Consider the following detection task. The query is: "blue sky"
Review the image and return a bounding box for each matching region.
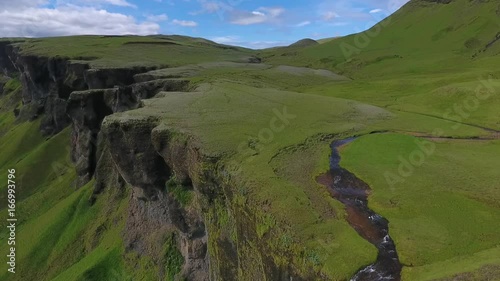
[0,0,410,48]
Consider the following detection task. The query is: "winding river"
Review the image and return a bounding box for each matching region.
[317,138,402,281]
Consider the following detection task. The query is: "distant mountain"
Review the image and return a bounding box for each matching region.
[289,38,319,47]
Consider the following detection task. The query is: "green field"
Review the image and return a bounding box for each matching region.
[0,0,499,280]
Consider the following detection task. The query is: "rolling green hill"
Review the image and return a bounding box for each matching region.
[0,0,499,280]
[6,35,253,69]
[261,0,500,77]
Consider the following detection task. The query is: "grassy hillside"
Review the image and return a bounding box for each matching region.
[9,35,253,68]
[260,0,500,77]
[340,134,500,280]
[0,80,137,281]
[111,60,497,280]
[260,0,500,132]
[0,0,499,280]
[251,0,500,279]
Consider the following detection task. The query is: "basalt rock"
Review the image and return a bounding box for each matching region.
[152,124,195,186]
[131,79,190,99]
[0,42,198,188]
[85,67,155,89]
[98,114,210,280]
[67,89,114,187]
[0,42,161,136]
[95,104,313,280]
[101,115,170,199]
[41,97,71,135]
[66,81,193,187]
[2,49,86,134]
[0,41,17,75]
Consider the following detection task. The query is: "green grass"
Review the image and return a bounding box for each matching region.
[340,134,500,279]
[261,0,500,79]
[11,35,252,68]
[166,177,193,207]
[109,80,392,278]
[162,233,184,281]
[0,89,134,281]
[0,0,499,279]
[3,79,21,93]
[107,46,499,278]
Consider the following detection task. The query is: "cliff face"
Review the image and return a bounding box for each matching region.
[0,41,308,280]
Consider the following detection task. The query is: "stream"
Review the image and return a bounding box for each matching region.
[317,138,402,281]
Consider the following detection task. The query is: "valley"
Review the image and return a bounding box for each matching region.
[0,0,499,280]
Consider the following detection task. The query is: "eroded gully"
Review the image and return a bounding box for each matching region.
[317,138,402,281]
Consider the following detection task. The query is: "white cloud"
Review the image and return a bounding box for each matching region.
[0,0,47,8]
[210,36,240,45]
[100,0,136,7]
[329,22,350,27]
[229,7,285,25]
[62,0,137,8]
[369,8,383,14]
[295,21,311,27]
[322,11,339,21]
[252,11,265,16]
[317,0,410,23]
[146,13,168,22]
[0,5,160,37]
[189,0,232,16]
[172,19,198,27]
[201,1,223,13]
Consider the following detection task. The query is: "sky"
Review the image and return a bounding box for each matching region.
[0,0,410,49]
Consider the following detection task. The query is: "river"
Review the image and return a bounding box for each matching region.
[317,138,402,281]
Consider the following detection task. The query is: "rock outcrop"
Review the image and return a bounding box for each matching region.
[67,79,190,187]
[0,42,165,136]
[98,115,210,280]
[0,42,16,75]
[0,40,311,281]
[0,42,194,186]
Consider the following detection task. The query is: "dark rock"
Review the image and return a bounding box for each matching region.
[101,115,170,199]
[84,67,154,89]
[67,89,114,187]
[247,56,262,63]
[151,124,194,186]
[40,97,71,135]
[180,234,209,281]
[92,141,126,202]
[67,87,145,187]
[131,79,190,99]
[0,41,17,75]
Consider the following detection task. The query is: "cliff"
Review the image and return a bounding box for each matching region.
[0,40,313,281]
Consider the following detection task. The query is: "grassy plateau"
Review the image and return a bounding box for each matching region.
[0,0,499,280]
